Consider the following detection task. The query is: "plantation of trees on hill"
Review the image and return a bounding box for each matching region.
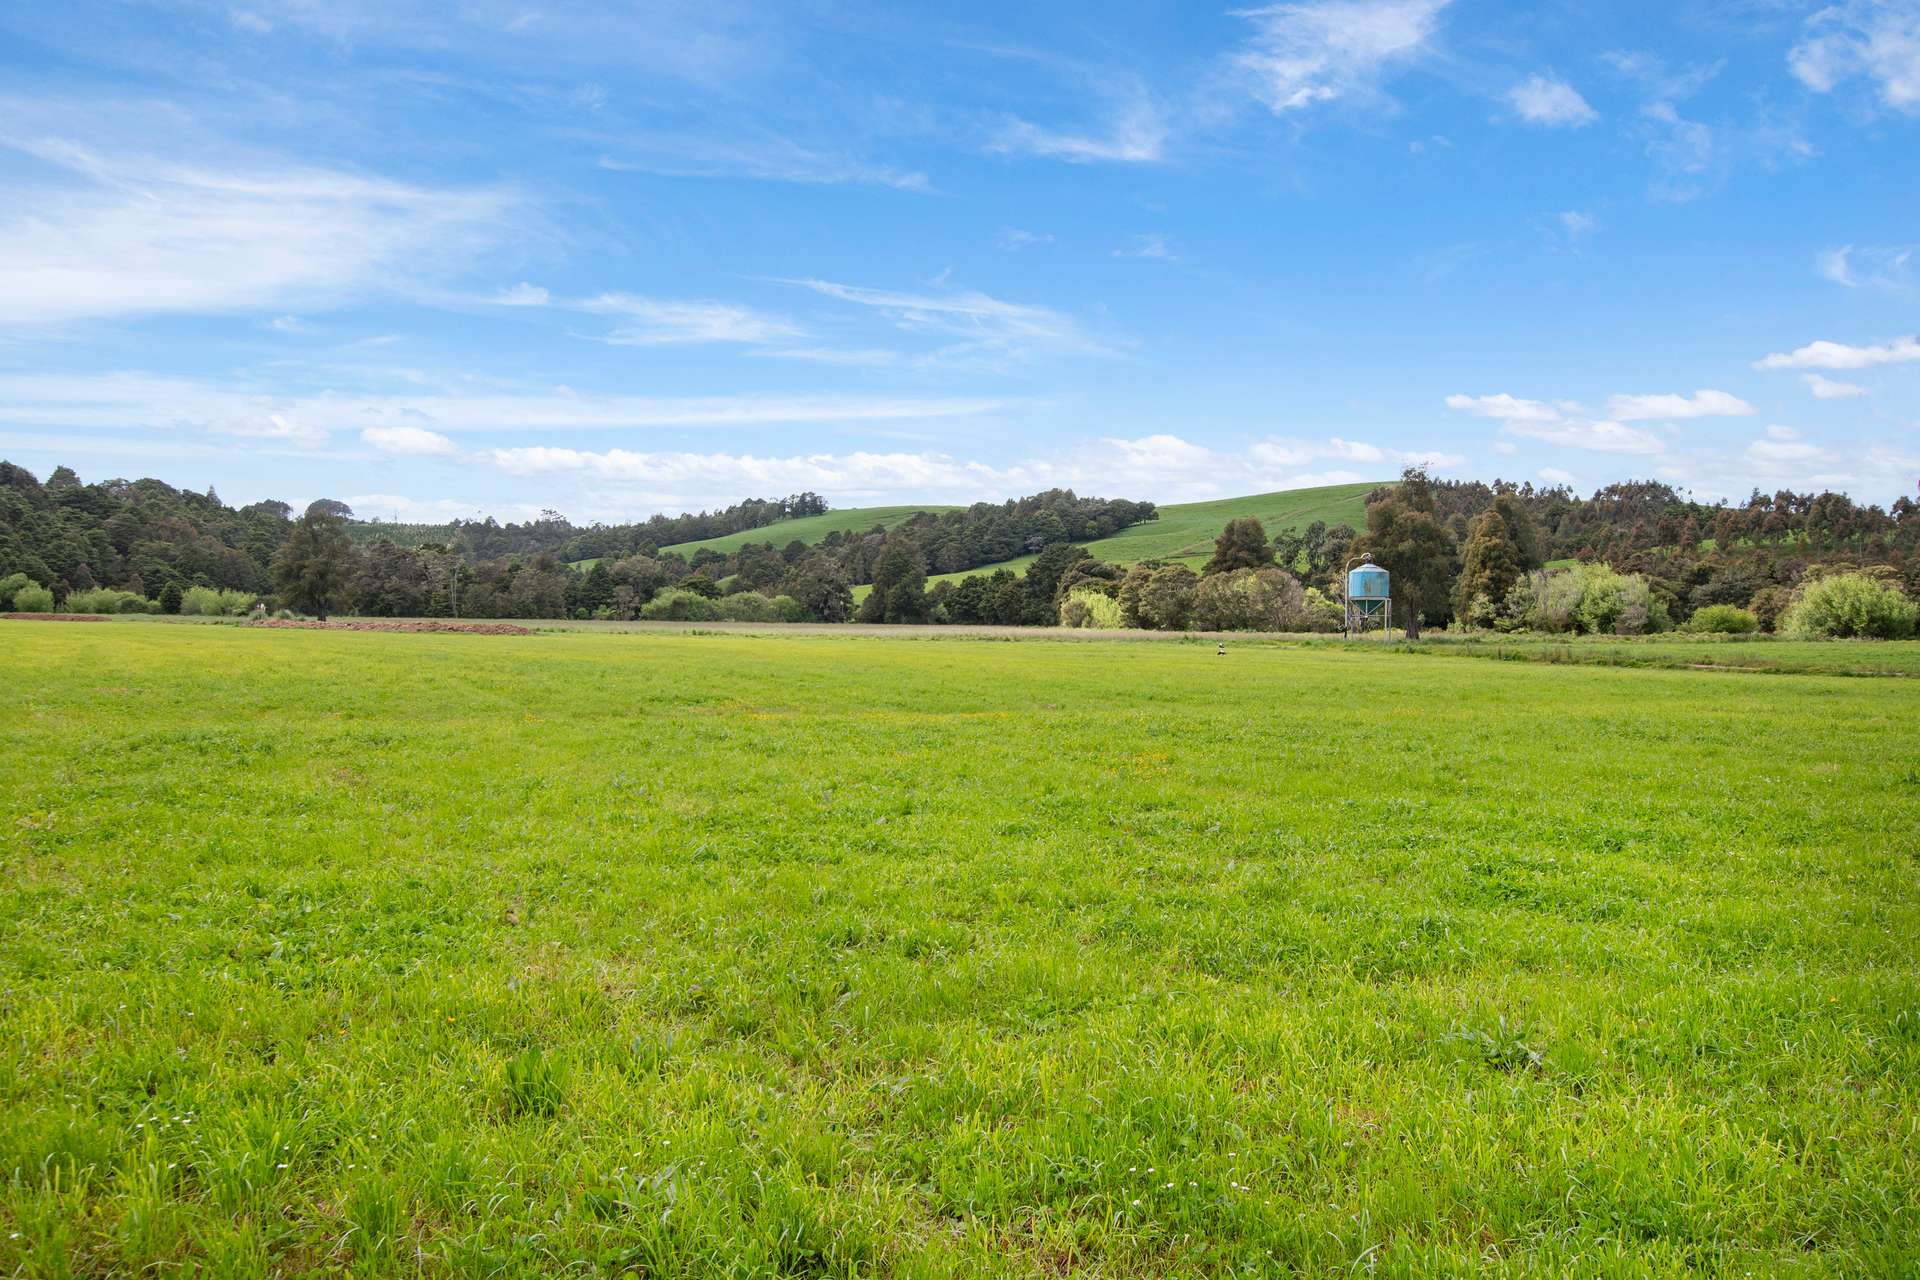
[2,457,1916,637]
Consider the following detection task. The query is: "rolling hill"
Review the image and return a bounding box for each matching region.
[847,480,1382,600]
[656,504,958,558]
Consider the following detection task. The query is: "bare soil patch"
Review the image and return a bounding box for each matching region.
[3,613,109,622]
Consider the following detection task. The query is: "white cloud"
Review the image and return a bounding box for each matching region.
[1606,389,1755,420]
[225,412,330,449]
[1445,392,1664,454]
[1509,74,1599,127]
[471,432,1445,510]
[1802,372,1868,399]
[1507,420,1665,454]
[1442,393,1560,422]
[265,315,310,333]
[992,94,1167,164]
[1754,335,1920,370]
[1819,244,1913,290]
[0,135,514,327]
[1790,0,1920,114]
[1538,466,1575,485]
[1250,436,1461,470]
[361,425,459,457]
[1229,0,1451,114]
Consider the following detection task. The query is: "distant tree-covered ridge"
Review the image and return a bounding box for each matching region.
[4,459,1913,631]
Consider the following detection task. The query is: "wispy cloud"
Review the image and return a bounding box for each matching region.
[1790,0,1920,114]
[0,133,515,328]
[996,228,1055,251]
[0,370,1011,437]
[1754,335,1920,370]
[991,92,1167,163]
[490,285,804,347]
[1508,74,1598,127]
[1228,0,1451,115]
[1640,101,1718,202]
[597,138,930,192]
[782,277,1114,359]
[1819,244,1913,291]
[1114,233,1177,261]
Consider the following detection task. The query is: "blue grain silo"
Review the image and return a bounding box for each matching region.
[1344,561,1391,637]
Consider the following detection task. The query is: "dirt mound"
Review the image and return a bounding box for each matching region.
[247,619,535,635]
[3,612,109,622]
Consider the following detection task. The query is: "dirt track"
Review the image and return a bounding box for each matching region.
[246,619,535,635]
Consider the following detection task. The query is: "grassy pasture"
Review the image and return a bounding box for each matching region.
[657,506,958,560]
[2,622,1918,1276]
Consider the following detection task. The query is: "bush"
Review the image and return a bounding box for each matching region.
[715,592,783,622]
[1781,572,1918,640]
[66,588,153,615]
[1190,568,1306,632]
[1507,564,1669,635]
[1685,604,1759,634]
[11,584,54,613]
[0,572,33,610]
[180,586,257,616]
[639,588,721,622]
[1748,585,1794,634]
[1059,586,1124,629]
[770,595,809,623]
[1300,587,1344,633]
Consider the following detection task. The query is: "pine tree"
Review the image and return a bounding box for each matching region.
[1455,507,1526,625]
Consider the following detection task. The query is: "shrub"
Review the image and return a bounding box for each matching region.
[1685,604,1759,634]
[715,592,782,622]
[1508,564,1669,635]
[65,588,151,614]
[1781,572,1918,640]
[770,595,809,623]
[1190,567,1306,632]
[11,584,55,613]
[1059,586,1124,629]
[180,586,257,616]
[1300,587,1344,633]
[639,588,721,622]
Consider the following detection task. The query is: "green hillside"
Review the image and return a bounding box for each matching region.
[658,504,958,557]
[856,480,1383,601]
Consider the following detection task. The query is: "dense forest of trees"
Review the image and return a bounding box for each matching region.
[3,458,1914,635]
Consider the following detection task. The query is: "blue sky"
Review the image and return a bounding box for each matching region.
[1,0,1916,522]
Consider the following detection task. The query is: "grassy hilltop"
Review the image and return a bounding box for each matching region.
[3,621,1917,1275]
[667,481,1376,582]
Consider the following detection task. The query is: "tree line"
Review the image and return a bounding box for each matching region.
[4,458,1915,636]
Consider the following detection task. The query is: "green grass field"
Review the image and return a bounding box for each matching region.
[4,622,1917,1276]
